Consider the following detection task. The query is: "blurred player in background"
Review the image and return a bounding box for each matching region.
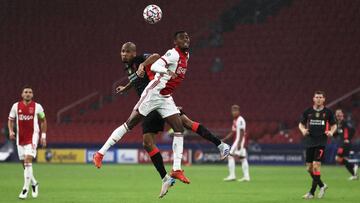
[116,41,229,197]
[222,105,250,182]
[93,31,192,188]
[334,109,358,180]
[8,86,47,199]
[299,91,336,199]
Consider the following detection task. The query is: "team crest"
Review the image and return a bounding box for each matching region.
[315,112,320,118]
[29,107,34,114]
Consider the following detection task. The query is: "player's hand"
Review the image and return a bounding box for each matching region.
[167,70,177,79]
[301,129,309,136]
[325,131,333,137]
[9,131,16,140]
[40,138,47,148]
[116,85,126,94]
[136,63,146,78]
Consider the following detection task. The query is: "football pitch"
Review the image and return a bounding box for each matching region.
[0,163,359,203]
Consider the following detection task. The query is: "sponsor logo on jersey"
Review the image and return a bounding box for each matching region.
[176,67,187,75]
[309,119,325,126]
[18,114,34,121]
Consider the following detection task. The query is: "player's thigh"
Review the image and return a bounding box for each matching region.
[164,114,184,132]
[23,144,37,162]
[305,147,315,164]
[126,110,144,129]
[313,146,325,163]
[135,90,161,117]
[17,145,25,161]
[180,113,194,130]
[142,110,165,135]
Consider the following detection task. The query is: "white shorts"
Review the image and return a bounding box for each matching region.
[134,88,180,118]
[17,144,37,160]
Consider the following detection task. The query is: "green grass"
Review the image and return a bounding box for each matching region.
[0,163,359,203]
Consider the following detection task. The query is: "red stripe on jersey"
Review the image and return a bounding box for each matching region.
[17,101,35,145]
[145,64,155,80]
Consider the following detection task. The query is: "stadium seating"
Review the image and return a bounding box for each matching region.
[1,0,359,145]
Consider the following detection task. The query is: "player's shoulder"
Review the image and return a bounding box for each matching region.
[35,102,44,109]
[303,107,313,114]
[165,48,180,58]
[236,116,246,124]
[11,102,19,108]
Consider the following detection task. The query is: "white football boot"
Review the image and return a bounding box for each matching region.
[218,142,230,160]
[159,175,175,198]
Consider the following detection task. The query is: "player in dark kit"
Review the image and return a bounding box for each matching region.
[334,109,358,180]
[113,40,229,197]
[298,91,337,199]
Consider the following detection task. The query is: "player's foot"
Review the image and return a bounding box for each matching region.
[170,170,190,184]
[348,175,359,181]
[218,142,230,160]
[317,184,328,199]
[302,192,314,199]
[223,176,236,181]
[159,175,176,198]
[237,177,250,182]
[93,152,104,168]
[31,183,39,198]
[18,189,28,199]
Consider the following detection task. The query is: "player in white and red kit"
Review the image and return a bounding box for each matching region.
[8,86,47,199]
[223,105,250,182]
[93,31,191,184]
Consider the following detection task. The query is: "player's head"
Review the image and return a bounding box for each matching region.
[174,31,190,52]
[21,85,34,102]
[313,90,326,107]
[231,104,240,118]
[335,109,344,122]
[120,42,137,63]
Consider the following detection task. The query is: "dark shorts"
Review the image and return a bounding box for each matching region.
[142,108,186,134]
[337,143,351,158]
[305,146,325,163]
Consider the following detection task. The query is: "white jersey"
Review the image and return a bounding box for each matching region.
[230,116,246,153]
[150,47,189,95]
[8,101,44,146]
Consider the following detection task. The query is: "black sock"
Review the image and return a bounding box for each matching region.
[313,174,324,188]
[344,160,355,176]
[149,149,167,179]
[194,123,221,146]
[310,179,317,195]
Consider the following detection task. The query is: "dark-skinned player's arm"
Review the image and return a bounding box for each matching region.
[117,53,160,94]
[137,53,161,78]
[39,113,47,148]
[116,81,132,94]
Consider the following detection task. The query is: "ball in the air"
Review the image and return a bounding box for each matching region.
[143,4,162,24]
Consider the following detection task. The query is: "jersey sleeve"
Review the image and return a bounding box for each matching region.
[8,103,17,120]
[299,109,308,125]
[36,103,46,119]
[160,49,179,65]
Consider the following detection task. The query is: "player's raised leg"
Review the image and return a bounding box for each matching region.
[93,110,143,168]
[180,113,230,159]
[165,113,190,184]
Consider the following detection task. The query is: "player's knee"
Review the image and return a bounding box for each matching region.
[24,156,33,164]
[306,165,312,173]
[336,157,343,164]
[142,139,154,151]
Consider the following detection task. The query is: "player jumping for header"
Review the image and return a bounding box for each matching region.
[93,31,192,186]
[116,41,230,197]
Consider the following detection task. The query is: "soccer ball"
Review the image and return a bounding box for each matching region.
[143,5,162,24]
